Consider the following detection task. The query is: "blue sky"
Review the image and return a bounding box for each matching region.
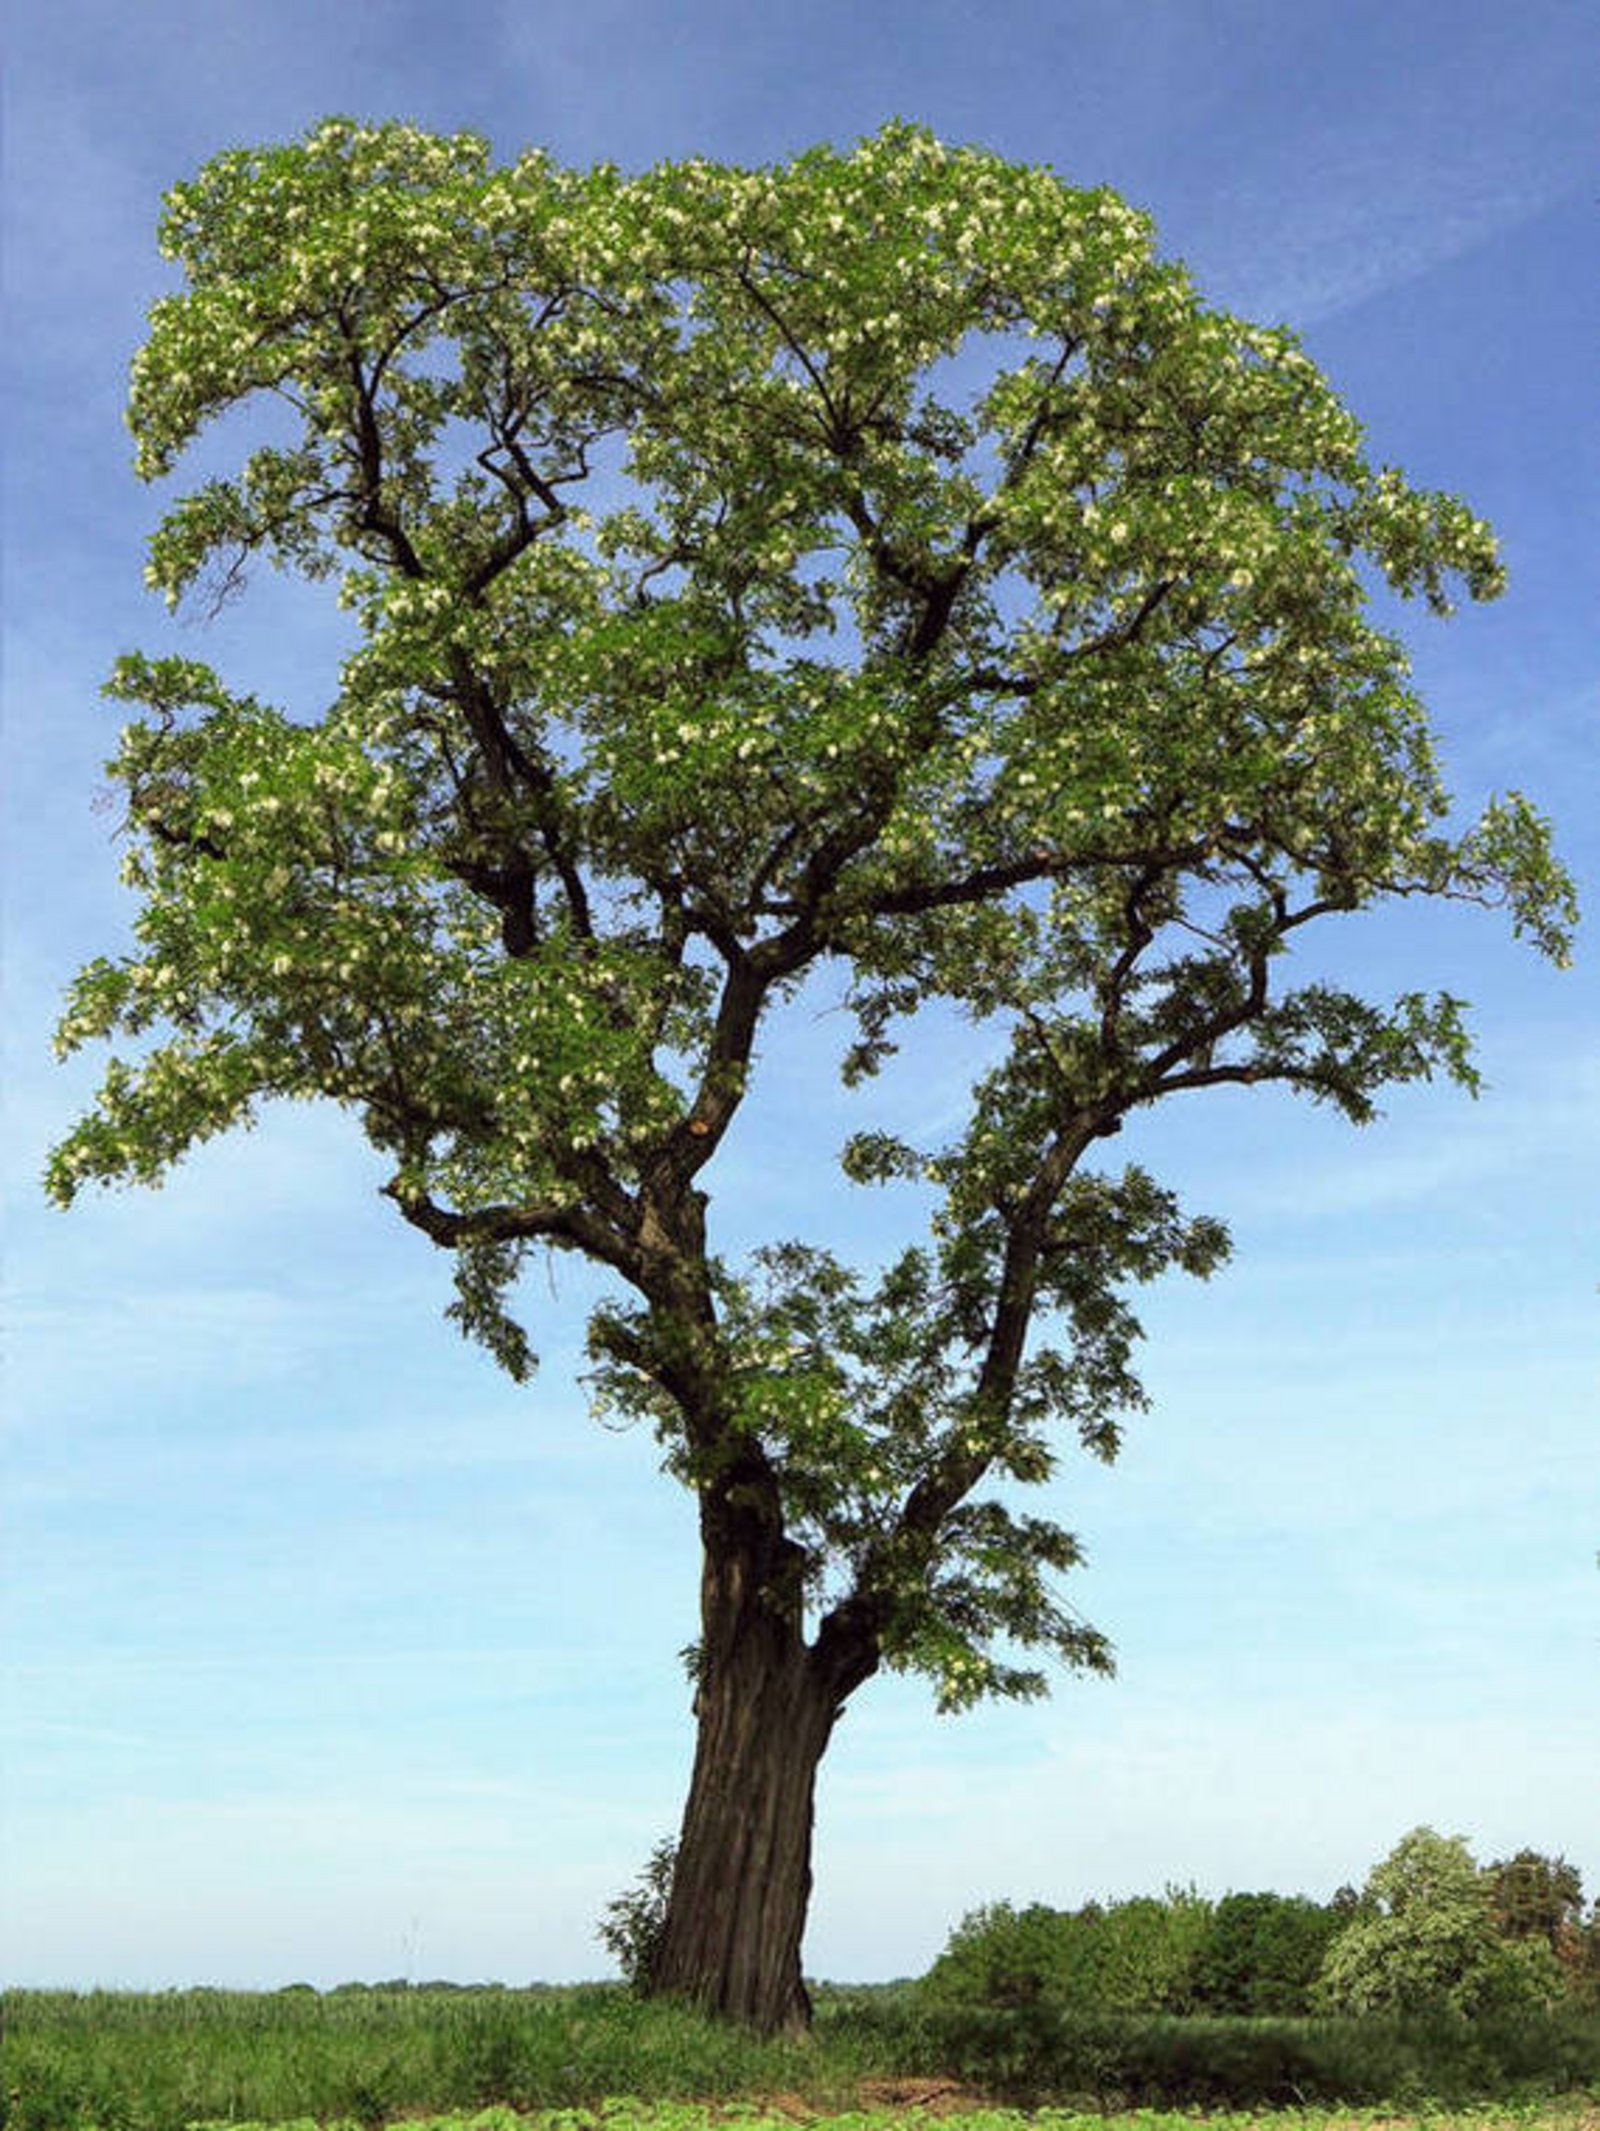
[3,0,1596,1990]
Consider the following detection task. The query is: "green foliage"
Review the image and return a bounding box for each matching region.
[51,119,1576,1732]
[1561,1904,1600,2011]
[1093,1890,1217,2015]
[924,1888,1219,2016]
[922,1846,1592,2037]
[852,1995,1600,2108]
[1192,1891,1344,2014]
[1314,1827,1566,2018]
[56,2103,1600,2131]
[8,1982,1599,2127]
[923,1901,1078,2008]
[598,1839,679,1992]
[1487,1848,1586,1947]
[1,1985,893,2130]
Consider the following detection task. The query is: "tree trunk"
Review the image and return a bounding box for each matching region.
[648,1518,863,2033]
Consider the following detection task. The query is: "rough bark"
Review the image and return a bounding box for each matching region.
[648,1484,877,2033]
[650,1640,836,2031]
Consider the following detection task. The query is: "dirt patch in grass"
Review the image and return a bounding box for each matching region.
[854,2078,990,2115]
[716,2083,989,2123]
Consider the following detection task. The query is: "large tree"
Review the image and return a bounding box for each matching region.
[51,120,1572,2032]
[1315,1828,1567,2017]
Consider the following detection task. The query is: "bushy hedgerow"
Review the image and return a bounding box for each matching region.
[923,1886,1343,2018]
[868,1997,1600,2106]
[922,1891,1221,2015]
[922,1830,1596,2027]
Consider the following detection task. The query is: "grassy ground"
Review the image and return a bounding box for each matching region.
[5,1985,1596,2131]
[166,2107,1600,2131]
[9,1987,873,2131]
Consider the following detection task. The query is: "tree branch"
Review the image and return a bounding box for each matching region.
[383,1175,645,1285]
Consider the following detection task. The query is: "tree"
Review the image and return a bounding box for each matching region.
[1567,1902,1600,2010]
[924,1888,1215,2014]
[1192,1890,1343,2015]
[1485,1849,1584,1950]
[1486,1849,1594,2005]
[923,1900,1078,2009]
[1091,1889,1215,2015]
[50,119,1574,2033]
[1315,1828,1565,2017]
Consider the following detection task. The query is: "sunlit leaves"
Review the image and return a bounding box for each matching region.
[1316,1828,1568,2018]
[54,118,1577,1716]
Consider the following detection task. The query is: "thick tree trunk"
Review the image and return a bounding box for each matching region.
[650,1624,839,2033]
[647,1488,873,2034]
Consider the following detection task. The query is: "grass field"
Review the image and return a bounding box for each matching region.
[156,2096,1600,2131]
[5,1985,1597,2131]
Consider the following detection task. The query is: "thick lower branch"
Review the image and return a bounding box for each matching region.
[382,1177,645,1285]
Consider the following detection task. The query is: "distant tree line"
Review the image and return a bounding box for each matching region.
[923,1829,1600,2018]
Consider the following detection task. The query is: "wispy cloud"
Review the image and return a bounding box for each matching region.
[1218,1045,1600,1223]
[1174,3,1595,325]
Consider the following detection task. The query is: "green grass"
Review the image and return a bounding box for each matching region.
[174,2109,1600,2131]
[0,1985,899,2131]
[4,1984,1596,2131]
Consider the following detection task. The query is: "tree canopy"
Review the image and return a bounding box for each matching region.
[49,118,1575,2024]
[922,1834,1592,2023]
[1316,1827,1566,2017]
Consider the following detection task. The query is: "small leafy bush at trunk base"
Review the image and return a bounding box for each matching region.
[598,1839,679,1993]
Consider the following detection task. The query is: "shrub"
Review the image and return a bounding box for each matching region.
[923,1888,1215,2016]
[922,1900,1076,2008]
[596,1837,677,1993]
